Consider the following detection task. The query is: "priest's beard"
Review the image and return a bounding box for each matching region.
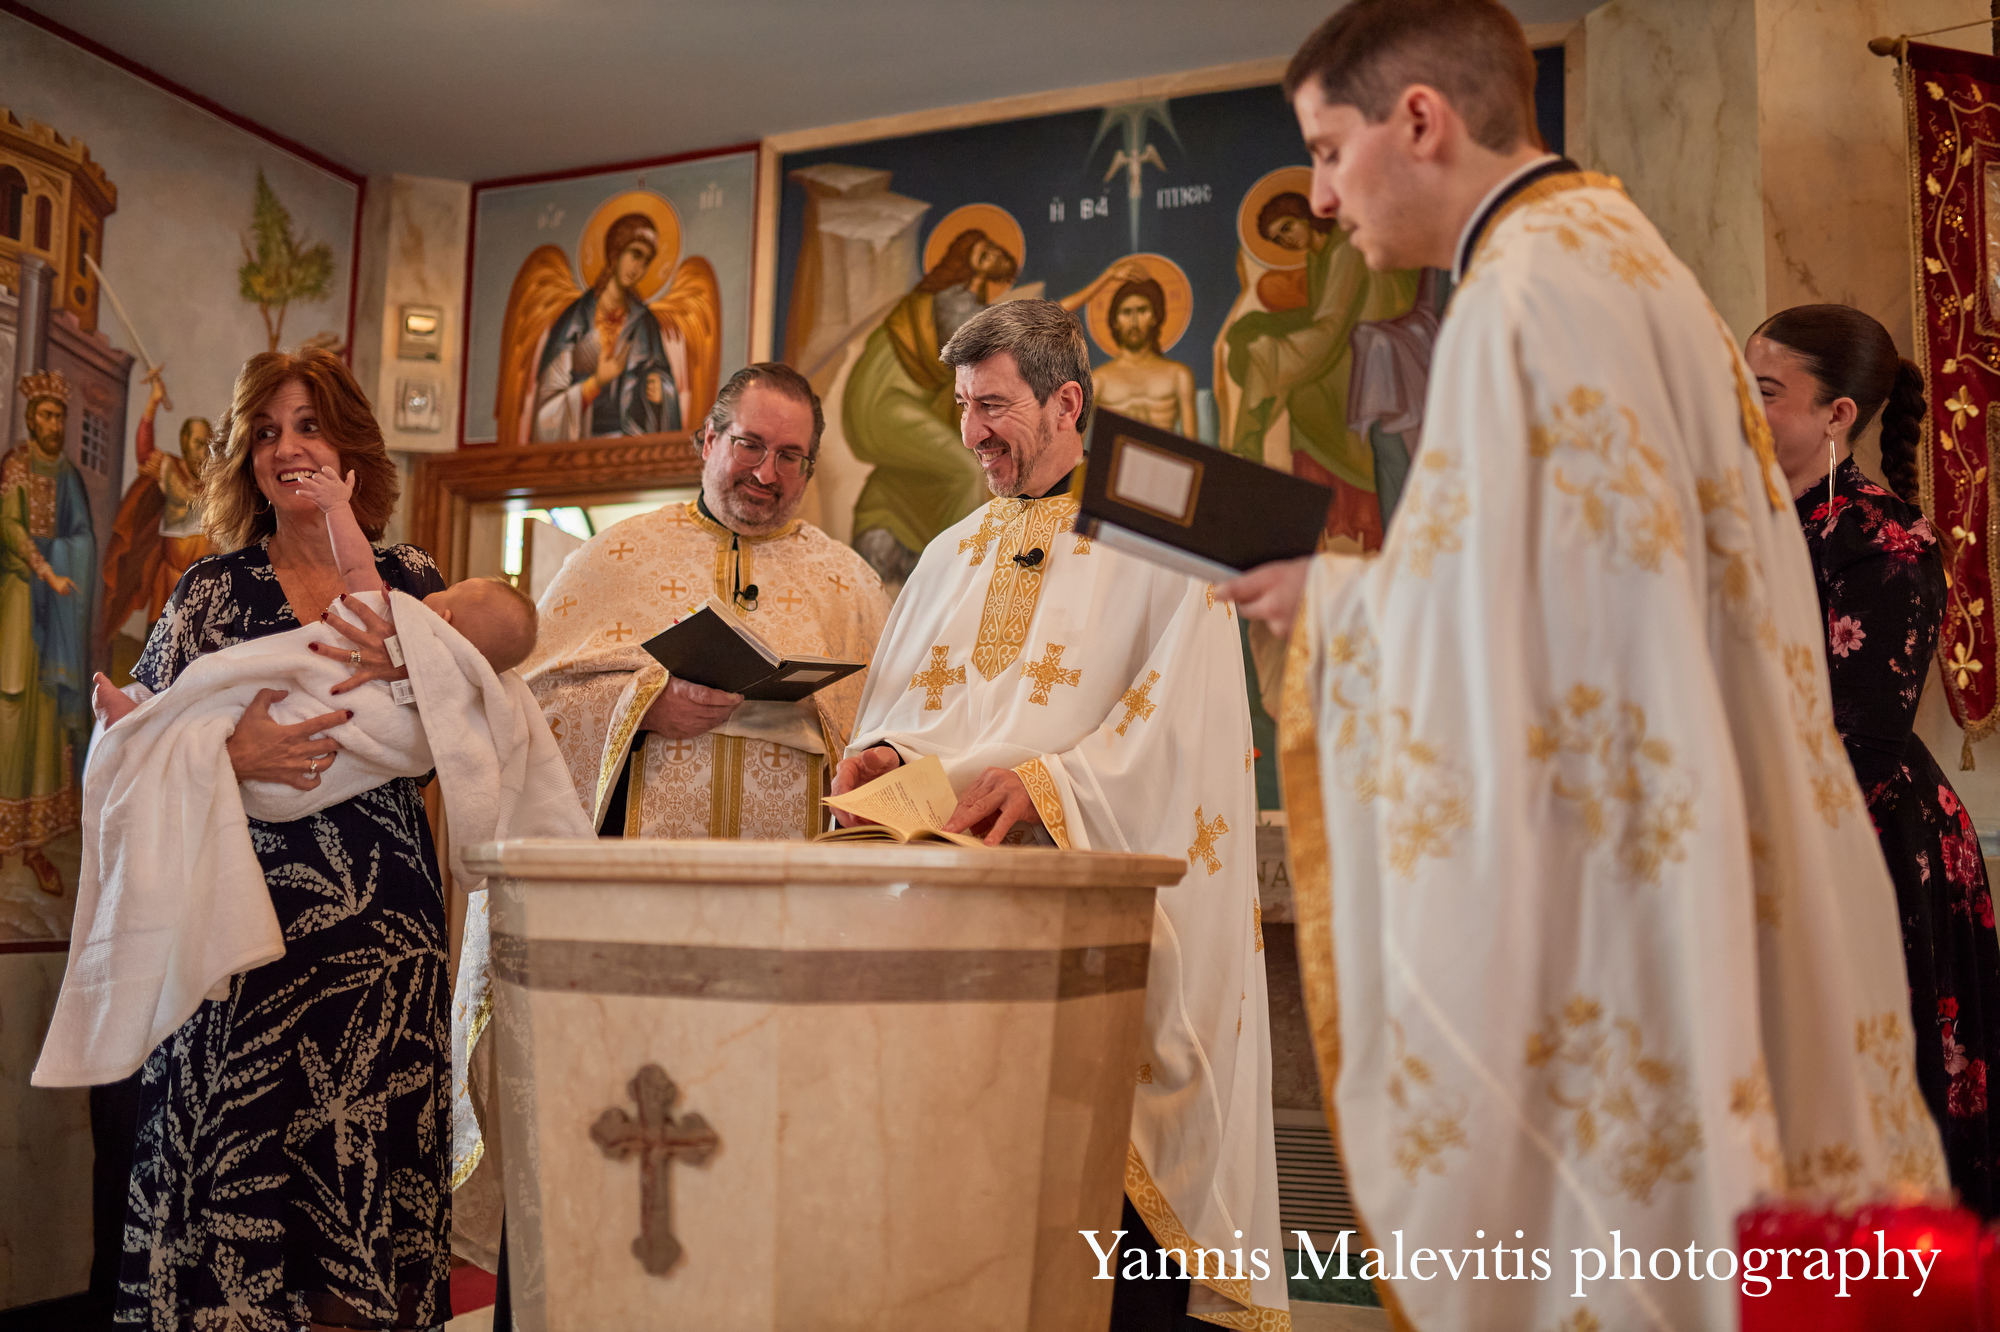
[981,413,1054,498]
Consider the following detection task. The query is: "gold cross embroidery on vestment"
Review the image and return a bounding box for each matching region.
[1188,805,1229,875]
[958,505,1005,566]
[1116,671,1160,736]
[1022,643,1082,706]
[909,645,965,711]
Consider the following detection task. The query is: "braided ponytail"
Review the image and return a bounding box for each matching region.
[1878,357,1927,504]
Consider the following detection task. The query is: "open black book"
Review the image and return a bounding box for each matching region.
[1073,408,1333,582]
[641,596,865,702]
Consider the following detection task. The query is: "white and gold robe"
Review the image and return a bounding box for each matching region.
[850,493,1289,1329]
[523,499,888,838]
[1280,166,1947,1331]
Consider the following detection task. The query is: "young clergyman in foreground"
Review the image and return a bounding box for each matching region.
[1221,2,1946,1327]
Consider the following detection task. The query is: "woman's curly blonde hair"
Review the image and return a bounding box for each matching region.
[205,347,400,552]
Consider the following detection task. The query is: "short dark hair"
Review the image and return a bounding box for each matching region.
[938,299,1093,426]
[1754,304,1929,505]
[1283,0,1540,154]
[702,362,825,456]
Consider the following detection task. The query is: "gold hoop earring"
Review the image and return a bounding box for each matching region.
[255,494,271,514]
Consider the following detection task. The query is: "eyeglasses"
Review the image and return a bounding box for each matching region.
[725,433,815,479]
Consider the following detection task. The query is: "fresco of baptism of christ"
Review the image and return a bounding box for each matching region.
[775,61,1565,806]
[774,83,1437,598]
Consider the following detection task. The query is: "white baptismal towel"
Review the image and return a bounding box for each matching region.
[33,589,589,1087]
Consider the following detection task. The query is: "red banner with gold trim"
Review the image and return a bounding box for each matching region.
[1906,42,2000,752]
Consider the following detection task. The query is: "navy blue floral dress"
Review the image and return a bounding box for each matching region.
[115,540,453,1329]
[1800,457,2000,1216]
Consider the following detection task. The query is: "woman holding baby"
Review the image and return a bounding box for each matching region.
[112,347,453,1330]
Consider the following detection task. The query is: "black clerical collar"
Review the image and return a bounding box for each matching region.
[1018,463,1082,502]
[696,492,726,528]
[1454,155,1580,278]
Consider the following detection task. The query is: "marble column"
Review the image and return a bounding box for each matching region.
[474,839,1183,1332]
[1583,0,2000,808]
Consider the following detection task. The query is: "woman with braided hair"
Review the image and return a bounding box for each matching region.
[1749,303,1999,1213]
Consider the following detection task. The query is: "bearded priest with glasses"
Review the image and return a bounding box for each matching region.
[521,362,888,844]
[450,364,889,1280]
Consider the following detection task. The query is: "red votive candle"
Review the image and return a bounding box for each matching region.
[1738,1202,1858,1332]
[1978,1225,2000,1331]
[1851,1202,1980,1330]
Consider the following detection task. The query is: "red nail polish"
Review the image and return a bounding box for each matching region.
[345,710,355,720]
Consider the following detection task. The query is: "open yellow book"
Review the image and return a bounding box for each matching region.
[817,754,987,849]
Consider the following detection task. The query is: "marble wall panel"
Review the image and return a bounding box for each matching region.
[1583,0,1767,340]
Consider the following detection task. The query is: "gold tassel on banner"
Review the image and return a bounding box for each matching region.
[1964,735,1976,772]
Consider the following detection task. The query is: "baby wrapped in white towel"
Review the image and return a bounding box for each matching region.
[35,468,590,1087]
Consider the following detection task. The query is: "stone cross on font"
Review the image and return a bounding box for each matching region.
[590,1064,719,1275]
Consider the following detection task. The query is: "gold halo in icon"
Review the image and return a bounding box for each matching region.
[1237,166,1315,271]
[1084,253,1194,357]
[578,189,682,299]
[922,202,1026,276]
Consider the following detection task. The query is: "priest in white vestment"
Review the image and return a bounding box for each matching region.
[838,300,1289,1329]
[1223,4,1948,1329]
[450,364,887,1273]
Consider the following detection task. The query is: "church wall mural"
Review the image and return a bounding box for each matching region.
[460,146,759,446]
[769,57,1563,810]
[0,11,361,953]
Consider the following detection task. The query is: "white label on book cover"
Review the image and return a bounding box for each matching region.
[782,668,836,683]
[1112,440,1198,522]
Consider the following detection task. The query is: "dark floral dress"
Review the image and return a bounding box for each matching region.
[1800,457,2000,1216]
[115,540,453,1329]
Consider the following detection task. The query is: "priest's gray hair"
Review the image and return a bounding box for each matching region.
[702,362,826,456]
[939,299,1093,427]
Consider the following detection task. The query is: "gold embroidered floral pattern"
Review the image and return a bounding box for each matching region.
[972,497,1077,679]
[1697,470,1779,649]
[1137,1062,1154,1084]
[1021,642,1082,706]
[1786,1142,1866,1202]
[1527,684,1698,885]
[1729,1057,1785,1193]
[1525,996,1702,1204]
[1530,386,1684,573]
[1466,178,1668,291]
[1748,831,1781,927]
[1320,631,1472,877]
[1117,670,1160,736]
[1780,643,1856,827]
[1857,1010,1950,1191]
[909,645,965,711]
[1189,806,1230,875]
[1014,757,1072,850]
[1253,900,1264,952]
[1388,1019,1469,1183]
[1388,450,1471,579]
